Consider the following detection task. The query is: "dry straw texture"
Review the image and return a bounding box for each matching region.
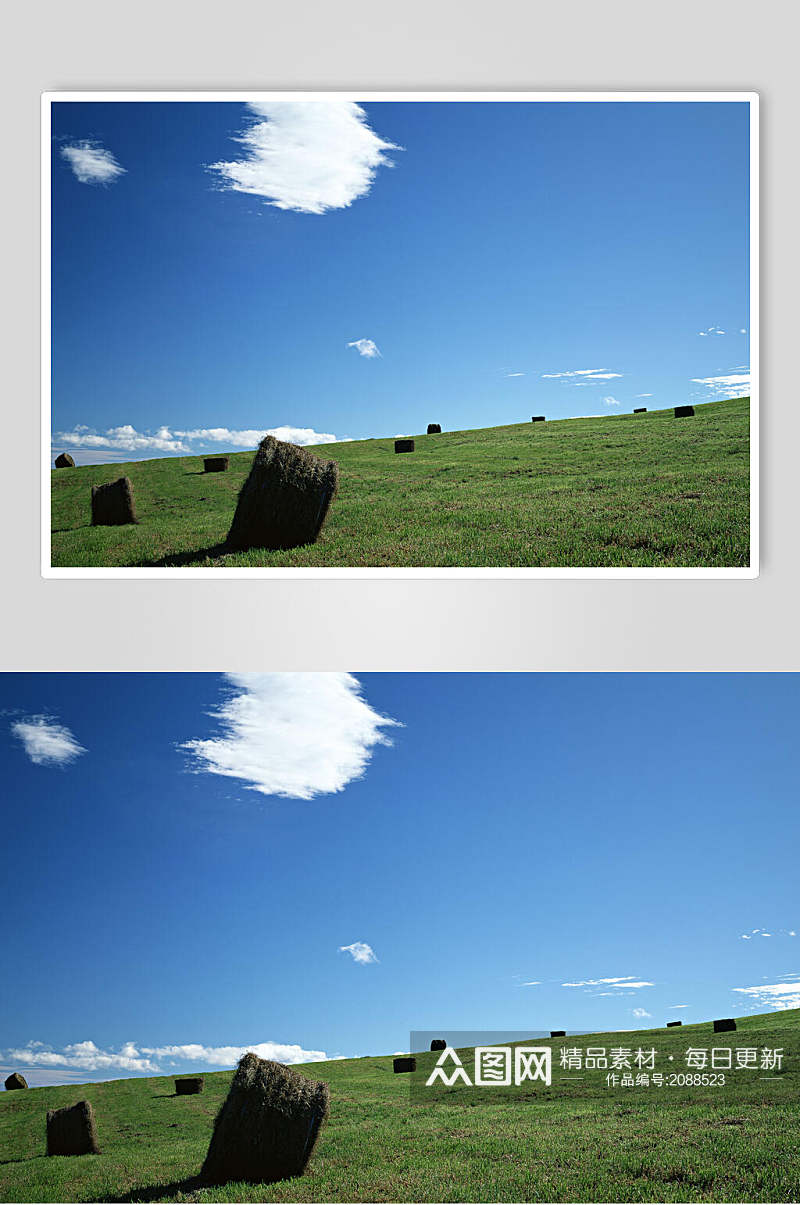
[203,457,229,473]
[393,1057,416,1073]
[201,1053,330,1186]
[46,1101,100,1156]
[54,453,75,468]
[675,405,695,418]
[175,1077,204,1095]
[426,423,442,434]
[91,477,137,526]
[4,1073,27,1090]
[226,436,339,551]
[713,1018,737,1033]
[394,439,415,454]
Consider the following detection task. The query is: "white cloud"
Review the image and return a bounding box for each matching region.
[691,370,750,398]
[347,338,381,359]
[208,101,399,215]
[339,941,378,965]
[6,1037,328,1076]
[697,325,726,336]
[181,673,400,800]
[670,1005,689,1009]
[741,927,795,940]
[636,393,653,398]
[53,423,339,459]
[542,369,623,380]
[732,982,800,1011]
[12,716,86,767]
[740,328,747,334]
[61,141,126,185]
[505,372,525,378]
[518,980,541,987]
[603,396,620,406]
[562,977,654,988]
[632,1008,651,1018]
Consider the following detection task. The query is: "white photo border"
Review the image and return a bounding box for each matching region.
[41,90,759,580]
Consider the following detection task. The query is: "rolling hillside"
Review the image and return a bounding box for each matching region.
[1,1007,796,1202]
[49,398,751,569]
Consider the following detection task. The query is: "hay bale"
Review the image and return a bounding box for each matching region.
[713,1018,736,1033]
[531,416,546,423]
[201,1053,329,1186]
[46,1101,99,1156]
[393,1057,416,1073]
[394,439,415,454]
[175,1077,204,1095]
[226,436,339,552]
[427,423,442,434]
[430,1039,446,1052]
[91,477,137,526]
[674,405,695,418]
[204,456,229,473]
[633,407,647,414]
[55,452,75,468]
[550,1031,566,1038]
[666,1021,682,1027]
[4,1073,27,1090]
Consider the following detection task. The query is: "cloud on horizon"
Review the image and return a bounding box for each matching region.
[339,941,378,965]
[60,140,126,185]
[181,673,400,800]
[52,423,340,464]
[11,716,86,767]
[208,101,399,215]
[691,369,750,398]
[732,981,800,1011]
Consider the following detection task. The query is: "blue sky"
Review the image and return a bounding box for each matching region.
[2,672,795,1087]
[50,99,751,465]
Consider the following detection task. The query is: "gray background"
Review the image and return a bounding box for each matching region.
[2,0,796,671]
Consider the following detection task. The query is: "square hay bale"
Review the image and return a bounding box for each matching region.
[666,1021,682,1027]
[91,477,137,526]
[713,1018,736,1033]
[633,407,647,414]
[394,439,415,454]
[204,456,229,473]
[55,452,75,468]
[393,1057,416,1073]
[430,1039,447,1051]
[674,405,695,418]
[201,1053,329,1187]
[175,1077,204,1094]
[426,423,442,434]
[226,436,339,552]
[4,1073,27,1090]
[46,1101,99,1156]
[531,416,546,423]
[550,1031,566,1038]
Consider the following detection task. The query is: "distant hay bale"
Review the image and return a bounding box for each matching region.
[394,439,415,454]
[430,1039,446,1051]
[427,424,442,434]
[201,1053,329,1187]
[226,436,339,552]
[91,477,137,526]
[674,405,695,418]
[55,453,75,468]
[550,1031,566,1038]
[666,1021,682,1027]
[175,1077,204,1095]
[633,407,647,414]
[4,1073,27,1090]
[531,416,546,423]
[713,1018,736,1033]
[393,1057,416,1073]
[46,1101,99,1156]
[204,456,229,473]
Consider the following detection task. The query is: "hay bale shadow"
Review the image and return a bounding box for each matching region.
[95,1175,204,1203]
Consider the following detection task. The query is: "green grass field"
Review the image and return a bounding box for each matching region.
[1,1009,796,1203]
[50,398,750,569]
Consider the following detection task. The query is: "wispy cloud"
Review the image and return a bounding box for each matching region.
[697,325,726,336]
[339,941,378,965]
[636,393,653,398]
[542,369,623,381]
[208,101,399,215]
[740,927,795,940]
[11,716,86,767]
[603,396,620,406]
[632,1008,651,1018]
[518,980,541,987]
[181,673,400,800]
[670,1004,690,1009]
[563,976,654,989]
[505,372,525,378]
[6,1037,328,1078]
[691,370,750,398]
[60,140,126,185]
[347,338,381,359]
[732,982,800,1010]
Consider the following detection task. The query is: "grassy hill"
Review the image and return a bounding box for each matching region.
[50,398,751,569]
[1,1008,796,1202]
